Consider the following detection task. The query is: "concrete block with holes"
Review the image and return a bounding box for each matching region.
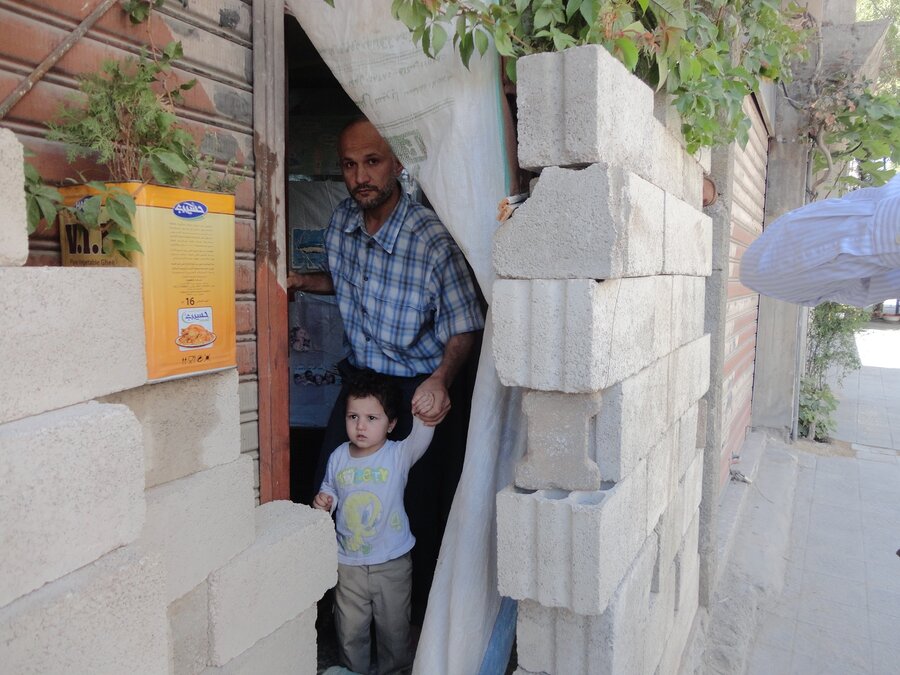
[0,401,144,607]
[493,163,665,279]
[496,466,648,616]
[516,390,603,491]
[514,535,658,675]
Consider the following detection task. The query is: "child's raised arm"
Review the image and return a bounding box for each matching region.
[401,415,436,465]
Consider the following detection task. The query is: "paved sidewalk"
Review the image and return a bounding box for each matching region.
[746,323,900,675]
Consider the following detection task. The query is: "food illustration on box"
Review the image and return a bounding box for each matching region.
[177,307,216,350]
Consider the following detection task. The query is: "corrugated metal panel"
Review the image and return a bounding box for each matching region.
[720,99,768,485]
[0,0,260,488]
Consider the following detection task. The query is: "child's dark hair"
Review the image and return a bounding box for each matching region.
[346,371,401,421]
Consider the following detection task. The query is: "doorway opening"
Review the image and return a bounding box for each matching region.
[282,16,484,672]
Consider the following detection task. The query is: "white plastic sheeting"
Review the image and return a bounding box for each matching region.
[284,2,525,673]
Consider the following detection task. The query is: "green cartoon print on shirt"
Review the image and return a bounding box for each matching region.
[341,491,382,555]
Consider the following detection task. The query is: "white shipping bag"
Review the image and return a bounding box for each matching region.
[284,1,525,672]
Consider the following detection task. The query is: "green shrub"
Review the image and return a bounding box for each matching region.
[798,377,837,441]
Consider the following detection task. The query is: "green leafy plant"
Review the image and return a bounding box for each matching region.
[384,0,811,152]
[807,76,900,193]
[798,376,837,441]
[47,41,198,186]
[121,0,165,25]
[24,158,141,258]
[64,182,143,258]
[799,302,871,440]
[23,155,62,235]
[40,38,240,258]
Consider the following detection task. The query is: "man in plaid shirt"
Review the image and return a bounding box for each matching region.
[289,117,484,625]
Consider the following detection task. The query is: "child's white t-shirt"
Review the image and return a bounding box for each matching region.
[320,418,434,566]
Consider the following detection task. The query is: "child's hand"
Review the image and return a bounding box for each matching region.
[313,492,333,511]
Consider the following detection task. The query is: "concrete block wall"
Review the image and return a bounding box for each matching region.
[0,128,27,266]
[103,369,241,488]
[0,402,145,607]
[0,132,335,673]
[495,43,711,674]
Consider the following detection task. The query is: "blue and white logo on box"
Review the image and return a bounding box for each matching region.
[173,200,208,219]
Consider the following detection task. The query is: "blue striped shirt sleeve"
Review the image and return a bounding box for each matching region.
[740,175,900,307]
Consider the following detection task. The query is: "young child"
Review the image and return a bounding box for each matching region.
[314,372,435,675]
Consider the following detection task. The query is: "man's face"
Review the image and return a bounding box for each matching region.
[338,121,402,211]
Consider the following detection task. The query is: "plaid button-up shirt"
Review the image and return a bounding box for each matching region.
[324,192,484,377]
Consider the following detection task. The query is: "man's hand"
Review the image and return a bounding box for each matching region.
[313,492,334,511]
[287,271,334,295]
[412,376,450,426]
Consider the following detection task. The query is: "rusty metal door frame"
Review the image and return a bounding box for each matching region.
[252,0,290,502]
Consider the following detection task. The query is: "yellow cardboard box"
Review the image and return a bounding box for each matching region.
[59,183,236,382]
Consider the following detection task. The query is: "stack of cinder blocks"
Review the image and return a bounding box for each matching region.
[493,46,711,674]
[0,128,336,674]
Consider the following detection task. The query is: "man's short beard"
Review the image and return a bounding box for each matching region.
[352,180,395,211]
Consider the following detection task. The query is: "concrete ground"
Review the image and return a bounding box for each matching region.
[745,321,900,675]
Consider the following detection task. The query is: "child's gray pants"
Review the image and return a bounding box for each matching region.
[335,553,412,675]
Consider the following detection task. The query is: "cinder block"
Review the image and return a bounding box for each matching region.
[493,164,665,279]
[141,456,255,602]
[674,403,701,481]
[516,600,603,674]
[0,546,168,674]
[645,564,677,672]
[646,427,678,536]
[0,402,144,607]
[649,449,701,601]
[671,276,706,350]
[594,355,669,482]
[657,515,700,675]
[517,45,653,173]
[208,501,337,665]
[680,453,704,540]
[663,195,712,276]
[103,369,240,488]
[0,128,28,266]
[201,607,316,675]
[516,45,704,206]
[169,581,209,675]
[516,535,657,675]
[668,334,711,424]
[652,497,681,595]
[674,512,700,614]
[492,277,673,393]
[516,390,603,491]
[497,467,648,616]
[0,267,147,425]
[649,128,705,210]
